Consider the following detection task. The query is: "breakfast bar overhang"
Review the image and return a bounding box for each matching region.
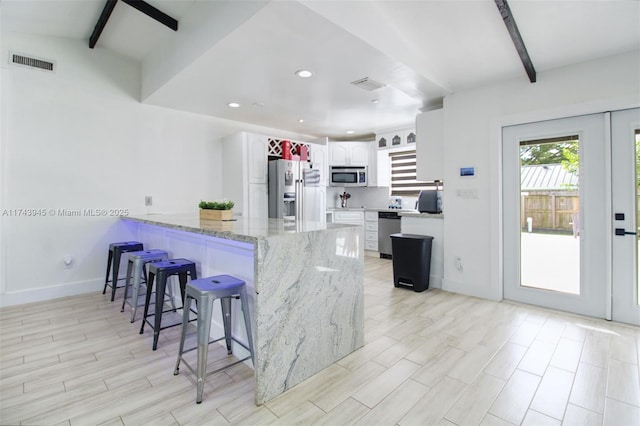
[122,214,364,404]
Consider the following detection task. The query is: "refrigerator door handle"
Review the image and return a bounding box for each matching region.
[298,178,304,221]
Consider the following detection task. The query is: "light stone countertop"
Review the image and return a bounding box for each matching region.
[124,213,357,244]
[398,211,444,218]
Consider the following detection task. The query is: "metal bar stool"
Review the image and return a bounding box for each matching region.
[140,258,197,350]
[121,249,173,323]
[174,275,254,404]
[103,241,143,302]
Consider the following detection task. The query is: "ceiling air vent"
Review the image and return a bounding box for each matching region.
[10,52,55,72]
[350,77,385,91]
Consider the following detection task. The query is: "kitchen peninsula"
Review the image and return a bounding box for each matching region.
[122,214,364,404]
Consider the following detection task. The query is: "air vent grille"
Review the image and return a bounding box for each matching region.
[350,77,385,91]
[10,52,55,72]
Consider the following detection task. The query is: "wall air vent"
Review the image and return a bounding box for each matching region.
[350,77,385,91]
[10,52,55,72]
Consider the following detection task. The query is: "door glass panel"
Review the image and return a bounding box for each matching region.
[519,136,580,294]
[635,129,640,305]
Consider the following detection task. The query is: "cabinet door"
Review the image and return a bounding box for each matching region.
[311,143,328,186]
[247,133,268,184]
[350,143,370,165]
[329,143,349,165]
[248,183,268,219]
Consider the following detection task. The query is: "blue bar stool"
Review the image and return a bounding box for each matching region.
[173,275,254,404]
[121,249,172,323]
[139,258,198,350]
[103,241,143,302]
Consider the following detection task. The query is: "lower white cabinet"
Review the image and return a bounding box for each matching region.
[364,211,378,251]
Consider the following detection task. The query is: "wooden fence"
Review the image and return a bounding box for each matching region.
[521,191,579,233]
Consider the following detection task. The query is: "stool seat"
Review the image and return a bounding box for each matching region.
[104,241,143,302]
[121,249,171,322]
[140,258,197,350]
[174,274,254,404]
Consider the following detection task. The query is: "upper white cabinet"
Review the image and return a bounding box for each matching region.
[416,109,444,182]
[222,132,269,218]
[329,141,371,166]
[246,133,269,184]
[310,138,328,186]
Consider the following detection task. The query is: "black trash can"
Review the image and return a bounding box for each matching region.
[389,233,434,292]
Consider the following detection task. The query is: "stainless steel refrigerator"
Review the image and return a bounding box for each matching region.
[268,159,323,222]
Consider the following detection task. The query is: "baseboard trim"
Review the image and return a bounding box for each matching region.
[1,278,104,307]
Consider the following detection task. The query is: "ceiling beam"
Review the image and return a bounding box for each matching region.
[121,0,178,31]
[89,0,178,49]
[494,0,536,83]
[89,0,118,48]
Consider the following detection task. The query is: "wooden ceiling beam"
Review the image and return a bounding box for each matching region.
[495,0,537,83]
[89,0,178,49]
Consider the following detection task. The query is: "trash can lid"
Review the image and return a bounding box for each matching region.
[390,233,434,240]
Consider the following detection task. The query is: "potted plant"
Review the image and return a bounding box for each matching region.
[199,200,235,221]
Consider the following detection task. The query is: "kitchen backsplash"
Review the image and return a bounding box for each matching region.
[327,186,417,210]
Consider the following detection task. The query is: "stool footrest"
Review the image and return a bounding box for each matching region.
[176,354,252,381]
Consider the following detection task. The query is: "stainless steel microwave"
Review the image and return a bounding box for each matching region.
[329,166,368,187]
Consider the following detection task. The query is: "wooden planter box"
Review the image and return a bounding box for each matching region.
[199,209,233,221]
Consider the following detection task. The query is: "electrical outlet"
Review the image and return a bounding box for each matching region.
[63,256,73,269]
[145,196,153,206]
[455,256,463,271]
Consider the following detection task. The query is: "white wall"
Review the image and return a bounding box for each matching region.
[0,32,307,306]
[442,50,640,301]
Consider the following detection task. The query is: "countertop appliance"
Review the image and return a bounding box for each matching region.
[268,159,323,222]
[378,211,401,259]
[416,190,442,213]
[329,166,367,187]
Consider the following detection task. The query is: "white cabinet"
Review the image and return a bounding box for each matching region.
[329,141,371,166]
[333,210,364,224]
[248,183,268,219]
[247,133,269,184]
[364,211,379,252]
[222,132,269,218]
[310,140,328,186]
[416,109,443,182]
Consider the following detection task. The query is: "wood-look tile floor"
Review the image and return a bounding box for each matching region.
[1,257,639,425]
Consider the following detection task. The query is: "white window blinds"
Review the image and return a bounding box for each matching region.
[389,150,439,196]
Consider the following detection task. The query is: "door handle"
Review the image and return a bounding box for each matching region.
[615,228,637,236]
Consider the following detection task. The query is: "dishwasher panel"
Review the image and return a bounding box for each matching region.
[378,211,401,258]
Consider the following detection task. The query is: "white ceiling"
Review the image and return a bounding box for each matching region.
[2,0,639,140]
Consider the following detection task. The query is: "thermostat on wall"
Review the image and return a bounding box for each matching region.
[460,167,475,176]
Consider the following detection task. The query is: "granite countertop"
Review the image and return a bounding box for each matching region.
[123,214,355,243]
[398,211,444,218]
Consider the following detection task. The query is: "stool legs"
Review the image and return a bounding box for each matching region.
[121,259,135,313]
[239,286,255,364]
[103,250,114,296]
[195,294,215,403]
[221,297,233,354]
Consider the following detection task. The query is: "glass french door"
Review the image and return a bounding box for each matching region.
[611,108,640,325]
[503,114,608,319]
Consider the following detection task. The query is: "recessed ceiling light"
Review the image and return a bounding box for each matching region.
[252,102,265,107]
[295,69,313,78]
[228,102,240,108]
[346,130,355,134]
[298,119,304,123]
[371,99,379,104]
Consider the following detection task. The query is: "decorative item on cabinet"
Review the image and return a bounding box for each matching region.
[267,137,311,161]
[392,135,401,145]
[281,140,292,159]
[378,137,387,148]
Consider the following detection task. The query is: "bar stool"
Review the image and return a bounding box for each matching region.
[121,249,173,323]
[104,241,143,302]
[173,275,254,404]
[140,258,198,350]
